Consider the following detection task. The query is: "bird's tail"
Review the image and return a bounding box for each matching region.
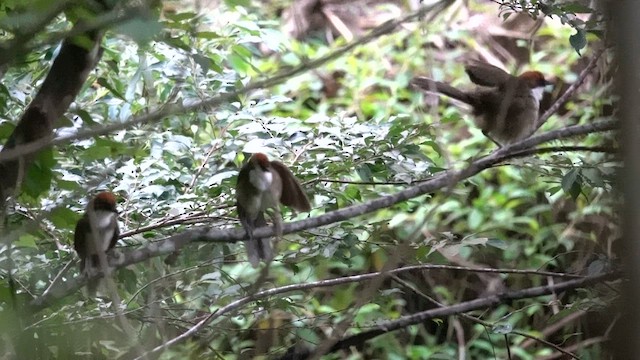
[245,212,273,268]
[411,77,476,106]
[86,279,99,297]
[81,256,103,297]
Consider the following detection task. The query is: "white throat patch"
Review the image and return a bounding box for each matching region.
[249,168,272,192]
[531,87,544,103]
[92,210,117,252]
[94,210,116,228]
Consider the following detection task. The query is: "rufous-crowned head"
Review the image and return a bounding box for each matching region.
[250,153,271,170]
[518,71,551,89]
[92,191,118,212]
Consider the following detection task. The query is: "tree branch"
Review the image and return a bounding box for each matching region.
[0,2,151,69]
[27,119,615,311]
[0,0,455,166]
[133,267,615,360]
[0,1,73,68]
[322,272,618,355]
[497,145,618,164]
[0,23,105,200]
[138,270,618,360]
[534,48,606,131]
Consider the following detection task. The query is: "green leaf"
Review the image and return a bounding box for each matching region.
[562,2,593,13]
[15,234,38,249]
[561,168,578,194]
[0,121,15,139]
[49,207,79,229]
[549,302,586,324]
[468,208,483,230]
[23,149,55,198]
[569,29,587,56]
[356,164,373,182]
[196,31,220,39]
[192,53,213,73]
[74,109,96,126]
[96,77,126,101]
[224,0,250,6]
[81,144,112,160]
[487,238,508,250]
[492,323,513,334]
[227,53,249,73]
[581,168,605,187]
[561,168,583,199]
[164,12,197,22]
[115,17,163,45]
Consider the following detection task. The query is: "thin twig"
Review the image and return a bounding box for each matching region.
[538,336,606,360]
[324,272,617,354]
[135,272,618,359]
[391,275,581,359]
[0,0,455,165]
[27,119,616,311]
[534,48,606,131]
[496,145,618,164]
[187,143,221,192]
[40,260,74,298]
[312,178,416,186]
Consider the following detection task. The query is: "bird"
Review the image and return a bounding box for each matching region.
[73,191,120,295]
[235,153,311,267]
[411,61,552,145]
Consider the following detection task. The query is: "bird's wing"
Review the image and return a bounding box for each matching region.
[270,161,311,212]
[465,61,512,87]
[108,221,120,251]
[74,216,89,258]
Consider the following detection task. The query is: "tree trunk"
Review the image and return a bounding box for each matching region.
[0,28,104,203]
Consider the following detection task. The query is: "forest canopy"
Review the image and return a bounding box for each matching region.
[0,0,625,359]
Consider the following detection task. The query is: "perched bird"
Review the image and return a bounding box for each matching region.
[411,61,552,145]
[235,153,311,267]
[73,191,119,295]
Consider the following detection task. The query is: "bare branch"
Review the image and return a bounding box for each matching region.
[391,275,580,359]
[0,0,455,166]
[0,23,105,199]
[323,272,618,355]
[27,120,615,310]
[539,336,607,360]
[534,48,606,131]
[497,145,618,164]
[0,2,153,68]
[129,265,618,359]
[139,271,618,360]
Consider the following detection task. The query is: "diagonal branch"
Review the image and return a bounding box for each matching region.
[0,0,455,166]
[0,23,105,200]
[0,2,153,69]
[534,48,606,131]
[136,270,618,360]
[322,272,619,355]
[27,119,616,311]
[0,1,73,68]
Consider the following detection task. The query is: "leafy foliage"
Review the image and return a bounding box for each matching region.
[495,0,603,55]
[0,0,618,359]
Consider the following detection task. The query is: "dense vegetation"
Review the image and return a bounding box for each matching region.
[0,0,620,358]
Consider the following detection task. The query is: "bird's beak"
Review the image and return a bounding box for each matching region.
[544,75,556,87]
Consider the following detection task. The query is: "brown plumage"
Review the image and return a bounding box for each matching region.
[235,153,311,267]
[411,61,551,145]
[74,191,119,295]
